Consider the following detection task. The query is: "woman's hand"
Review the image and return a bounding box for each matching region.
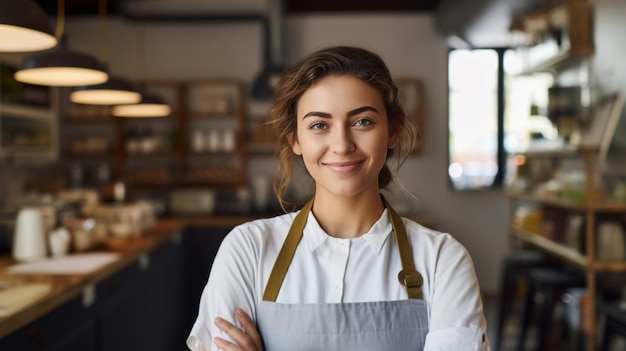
[214,308,264,351]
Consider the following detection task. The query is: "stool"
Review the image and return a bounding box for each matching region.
[600,307,626,351]
[495,251,561,350]
[516,268,586,351]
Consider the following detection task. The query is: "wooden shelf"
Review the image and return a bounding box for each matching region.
[517,1,594,76]
[506,191,626,212]
[188,150,237,156]
[508,142,626,351]
[63,151,115,159]
[513,226,626,272]
[247,143,276,155]
[515,145,598,157]
[519,49,586,75]
[124,150,176,158]
[512,226,588,267]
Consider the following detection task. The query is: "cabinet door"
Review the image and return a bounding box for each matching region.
[142,236,187,350]
[182,227,230,329]
[97,258,152,351]
[97,238,187,351]
[0,295,97,351]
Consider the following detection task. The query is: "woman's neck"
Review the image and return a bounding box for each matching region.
[311,190,385,238]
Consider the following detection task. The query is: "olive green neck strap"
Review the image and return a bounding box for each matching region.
[384,197,423,300]
[262,196,423,301]
[262,198,314,302]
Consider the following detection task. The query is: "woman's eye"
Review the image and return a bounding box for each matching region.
[354,119,373,127]
[310,122,327,130]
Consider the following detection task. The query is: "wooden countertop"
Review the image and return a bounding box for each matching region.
[0,220,189,340]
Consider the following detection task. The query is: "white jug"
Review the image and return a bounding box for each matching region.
[12,207,47,262]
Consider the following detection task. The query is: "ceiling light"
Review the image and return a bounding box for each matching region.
[69,0,139,105]
[0,0,57,52]
[70,76,142,105]
[15,45,109,87]
[14,0,108,87]
[111,92,171,118]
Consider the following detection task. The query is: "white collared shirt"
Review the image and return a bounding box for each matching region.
[187,209,490,350]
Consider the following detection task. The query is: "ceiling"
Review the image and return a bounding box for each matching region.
[34,0,442,16]
[33,0,549,48]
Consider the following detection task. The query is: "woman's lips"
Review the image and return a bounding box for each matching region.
[323,160,364,173]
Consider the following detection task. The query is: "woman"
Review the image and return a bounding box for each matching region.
[187,46,489,350]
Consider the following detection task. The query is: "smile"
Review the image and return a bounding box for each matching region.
[323,160,364,173]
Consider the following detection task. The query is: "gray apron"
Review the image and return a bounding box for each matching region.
[257,197,429,350]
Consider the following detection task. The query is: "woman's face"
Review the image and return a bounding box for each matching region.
[292,75,398,199]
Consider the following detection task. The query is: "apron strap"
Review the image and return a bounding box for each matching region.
[383,197,424,300]
[262,196,423,302]
[262,198,314,302]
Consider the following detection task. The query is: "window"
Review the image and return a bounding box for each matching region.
[447,48,554,190]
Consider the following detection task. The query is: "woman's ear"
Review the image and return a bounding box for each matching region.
[388,127,400,149]
[288,132,302,155]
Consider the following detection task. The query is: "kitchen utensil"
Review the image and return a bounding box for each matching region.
[12,207,47,262]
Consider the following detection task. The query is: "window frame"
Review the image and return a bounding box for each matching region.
[447,47,507,191]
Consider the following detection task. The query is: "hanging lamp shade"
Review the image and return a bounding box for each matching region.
[15,45,109,87]
[0,0,57,52]
[70,76,142,105]
[111,92,171,118]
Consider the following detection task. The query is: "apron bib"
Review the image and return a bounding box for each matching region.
[257,197,429,350]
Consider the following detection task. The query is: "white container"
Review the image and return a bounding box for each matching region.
[12,207,47,262]
[597,221,626,261]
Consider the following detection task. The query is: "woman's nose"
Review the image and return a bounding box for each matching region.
[330,127,356,154]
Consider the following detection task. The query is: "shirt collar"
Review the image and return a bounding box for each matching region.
[302,209,393,253]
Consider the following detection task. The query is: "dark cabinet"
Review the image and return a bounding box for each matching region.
[0,293,98,351]
[181,226,230,331]
[97,234,188,351]
[0,232,192,351]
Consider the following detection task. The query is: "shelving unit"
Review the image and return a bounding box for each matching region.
[61,104,119,161]
[506,146,626,350]
[516,0,594,76]
[58,79,248,192]
[117,79,248,189]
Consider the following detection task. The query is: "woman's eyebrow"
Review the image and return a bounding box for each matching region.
[302,111,331,119]
[302,106,379,119]
[347,106,379,117]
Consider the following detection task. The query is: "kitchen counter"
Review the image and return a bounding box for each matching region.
[0,219,187,340]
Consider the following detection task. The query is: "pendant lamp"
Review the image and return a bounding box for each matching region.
[110,16,170,118]
[111,92,171,118]
[14,0,109,87]
[0,0,57,52]
[69,0,140,105]
[70,76,142,105]
[14,46,109,86]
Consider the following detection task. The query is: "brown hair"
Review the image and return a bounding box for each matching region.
[267,46,417,211]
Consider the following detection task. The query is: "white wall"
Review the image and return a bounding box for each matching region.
[60,12,510,292]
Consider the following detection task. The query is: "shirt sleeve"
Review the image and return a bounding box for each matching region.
[186,226,260,351]
[423,234,490,351]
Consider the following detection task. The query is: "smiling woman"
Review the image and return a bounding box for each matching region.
[291,75,396,205]
[187,46,489,351]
